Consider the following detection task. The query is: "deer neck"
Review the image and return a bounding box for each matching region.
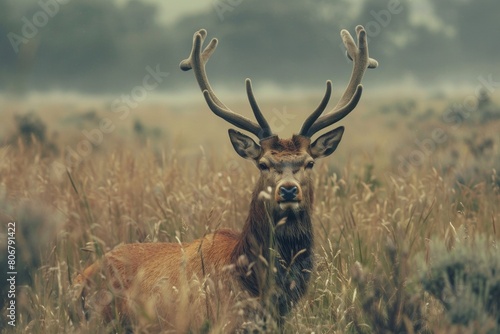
[231,185,314,310]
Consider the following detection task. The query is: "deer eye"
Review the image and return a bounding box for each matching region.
[258,162,269,171]
[305,161,315,169]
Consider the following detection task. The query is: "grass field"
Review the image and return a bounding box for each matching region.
[0,89,499,333]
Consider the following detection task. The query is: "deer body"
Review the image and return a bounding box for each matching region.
[74,26,377,332]
[75,230,240,328]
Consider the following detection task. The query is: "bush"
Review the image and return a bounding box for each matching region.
[422,235,500,327]
[14,112,46,144]
[351,230,428,333]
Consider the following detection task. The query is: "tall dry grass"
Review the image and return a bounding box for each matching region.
[0,93,499,333]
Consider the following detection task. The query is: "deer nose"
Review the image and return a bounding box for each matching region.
[279,185,298,202]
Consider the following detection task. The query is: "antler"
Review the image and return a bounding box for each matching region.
[180,29,273,139]
[299,25,378,137]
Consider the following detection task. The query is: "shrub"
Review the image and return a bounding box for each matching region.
[422,235,500,327]
[351,231,429,333]
[14,112,46,144]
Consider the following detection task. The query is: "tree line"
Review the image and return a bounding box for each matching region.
[0,0,498,94]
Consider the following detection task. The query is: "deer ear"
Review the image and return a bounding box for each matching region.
[228,129,261,160]
[310,126,344,159]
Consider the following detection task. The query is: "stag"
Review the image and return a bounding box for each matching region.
[73,26,378,332]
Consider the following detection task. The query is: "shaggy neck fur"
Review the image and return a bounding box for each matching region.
[231,182,314,317]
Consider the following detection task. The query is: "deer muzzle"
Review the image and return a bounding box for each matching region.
[276,182,302,203]
[280,185,298,201]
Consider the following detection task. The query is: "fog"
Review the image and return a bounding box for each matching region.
[1,0,499,96]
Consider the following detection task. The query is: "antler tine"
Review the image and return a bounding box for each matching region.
[180,30,272,140]
[299,80,332,136]
[305,85,363,137]
[301,25,378,138]
[246,79,273,138]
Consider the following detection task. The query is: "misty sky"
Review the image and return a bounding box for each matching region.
[115,0,211,24]
[126,0,443,29]
[2,0,498,94]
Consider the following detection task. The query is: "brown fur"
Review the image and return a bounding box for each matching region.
[260,135,310,156]
[74,131,339,332]
[73,25,377,332]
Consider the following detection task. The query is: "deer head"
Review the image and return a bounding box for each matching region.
[180,26,378,217]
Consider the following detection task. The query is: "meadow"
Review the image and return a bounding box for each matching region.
[0,88,499,333]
